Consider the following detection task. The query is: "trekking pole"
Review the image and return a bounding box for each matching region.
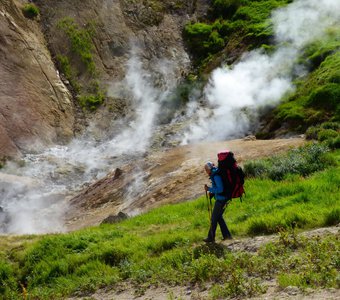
[205,190,212,222]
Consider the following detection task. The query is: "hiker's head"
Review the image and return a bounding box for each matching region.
[204,162,214,175]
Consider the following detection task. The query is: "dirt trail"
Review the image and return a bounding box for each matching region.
[66,137,305,231]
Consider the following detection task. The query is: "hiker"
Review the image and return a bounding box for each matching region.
[204,162,232,243]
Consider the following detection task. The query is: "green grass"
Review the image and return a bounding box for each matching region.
[1,150,339,299]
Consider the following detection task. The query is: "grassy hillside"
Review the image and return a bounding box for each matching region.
[1,145,339,299]
[262,32,340,138]
[183,0,340,140]
[184,0,291,69]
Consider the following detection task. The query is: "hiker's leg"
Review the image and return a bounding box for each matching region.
[207,201,225,241]
[218,216,232,239]
[206,200,222,241]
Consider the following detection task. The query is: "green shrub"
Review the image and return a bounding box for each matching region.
[211,0,242,19]
[303,41,339,71]
[91,245,129,267]
[183,0,290,65]
[327,136,340,149]
[78,92,105,110]
[22,3,40,19]
[243,143,333,180]
[305,123,340,148]
[308,83,340,110]
[317,129,338,142]
[321,122,340,130]
[56,55,72,81]
[207,31,225,52]
[57,18,96,75]
[268,42,340,135]
[305,125,320,140]
[56,55,80,93]
[184,23,225,58]
[210,271,265,298]
[243,160,269,178]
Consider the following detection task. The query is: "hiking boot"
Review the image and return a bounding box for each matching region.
[203,237,215,243]
[222,236,233,241]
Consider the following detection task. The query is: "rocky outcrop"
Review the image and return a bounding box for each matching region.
[34,0,208,82]
[0,0,212,159]
[0,0,75,159]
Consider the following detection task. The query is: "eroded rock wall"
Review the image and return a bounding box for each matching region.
[0,0,210,159]
[0,0,75,159]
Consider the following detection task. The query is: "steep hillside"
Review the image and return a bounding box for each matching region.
[1,0,338,162]
[0,0,75,160]
[261,37,340,138]
[66,137,305,231]
[32,0,203,114]
[182,0,340,140]
[0,0,210,160]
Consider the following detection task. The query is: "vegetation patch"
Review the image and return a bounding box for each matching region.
[305,122,340,149]
[22,3,40,19]
[56,18,105,110]
[182,1,338,140]
[243,143,335,180]
[266,34,340,136]
[183,0,290,65]
[57,18,96,75]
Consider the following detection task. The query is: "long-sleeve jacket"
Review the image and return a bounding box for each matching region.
[207,168,228,201]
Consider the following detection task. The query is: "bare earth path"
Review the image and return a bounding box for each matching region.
[66,137,306,231]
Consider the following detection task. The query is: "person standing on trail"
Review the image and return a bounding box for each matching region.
[204,162,232,243]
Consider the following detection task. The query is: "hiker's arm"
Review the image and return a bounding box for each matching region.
[208,175,223,194]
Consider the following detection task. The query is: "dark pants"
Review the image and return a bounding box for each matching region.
[207,200,232,241]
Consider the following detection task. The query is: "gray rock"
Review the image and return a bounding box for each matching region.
[101,211,128,224]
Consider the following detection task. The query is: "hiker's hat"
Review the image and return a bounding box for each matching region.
[205,161,214,170]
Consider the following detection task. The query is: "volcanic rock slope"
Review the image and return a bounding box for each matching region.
[0,0,74,159]
[0,0,209,159]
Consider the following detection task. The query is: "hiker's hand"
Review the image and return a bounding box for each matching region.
[204,184,209,191]
[209,192,214,200]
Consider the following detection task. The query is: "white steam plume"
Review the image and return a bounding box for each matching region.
[0,45,178,234]
[182,0,340,144]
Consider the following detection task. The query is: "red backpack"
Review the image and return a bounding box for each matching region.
[217,150,245,201]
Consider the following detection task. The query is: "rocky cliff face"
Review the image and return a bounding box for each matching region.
[35,0,208,80]
[0,0,210,159]
[0,0,75,159]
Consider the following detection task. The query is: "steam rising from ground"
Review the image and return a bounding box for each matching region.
[0,46,179,234]
[181,0,340,143]
[1,0,339,234]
